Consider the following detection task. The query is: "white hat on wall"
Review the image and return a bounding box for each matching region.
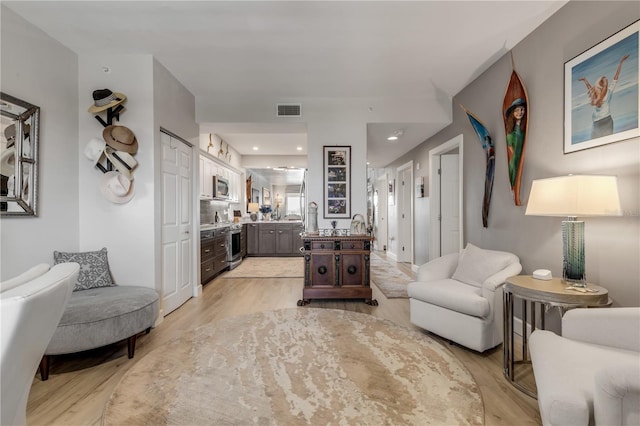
[100,171,135,204]
[84,138,106,166]
[104,147,137,180]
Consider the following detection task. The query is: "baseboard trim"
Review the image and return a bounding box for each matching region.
[513,316,532,337]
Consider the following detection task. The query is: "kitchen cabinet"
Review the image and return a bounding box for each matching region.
[199,155,215,199]
[297,234,376,305]
[276,223,293,254]
[228,170,240,203]
[199,154,241,202]
[241,224,247,257]
[258,223,276,254]
[246,223,260,255]
[245,222,303,256]
[200,227,229,284]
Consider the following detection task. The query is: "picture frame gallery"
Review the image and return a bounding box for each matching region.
[323,145,351,219]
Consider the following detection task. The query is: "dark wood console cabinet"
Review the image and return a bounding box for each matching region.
[298,234,377,306]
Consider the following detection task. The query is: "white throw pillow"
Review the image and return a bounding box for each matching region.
[452,243,512,288]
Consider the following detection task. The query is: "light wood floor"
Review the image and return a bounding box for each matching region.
[27,256,541,425]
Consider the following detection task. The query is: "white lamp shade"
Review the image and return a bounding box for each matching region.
[525,175,622,217]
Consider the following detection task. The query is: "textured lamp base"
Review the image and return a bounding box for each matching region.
[562,219,586,287]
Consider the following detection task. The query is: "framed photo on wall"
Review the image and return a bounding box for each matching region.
[323,145,351,219]
[564,21,639,153]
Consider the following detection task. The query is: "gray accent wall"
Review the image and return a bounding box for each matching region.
[386,1,639,307]
[0,7,79,279]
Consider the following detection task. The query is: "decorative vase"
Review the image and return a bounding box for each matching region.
[307,202,318,233]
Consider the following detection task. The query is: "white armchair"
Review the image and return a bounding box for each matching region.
[530,307,640,426]
[407,243,521,352]
[1,263,79,426]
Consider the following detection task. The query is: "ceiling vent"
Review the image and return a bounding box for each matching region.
[277,104,301,117]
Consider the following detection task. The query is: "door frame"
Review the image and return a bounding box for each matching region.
[374,174,388,252]
[157,128,198,321]
[429,135,464,261]
[397,161,414,264]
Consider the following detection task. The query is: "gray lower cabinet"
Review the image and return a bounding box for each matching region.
[276,223,293,254]
[200,227,229,284]
[246,222,303,256]
[259,224,276,253]
[246,223,259,255]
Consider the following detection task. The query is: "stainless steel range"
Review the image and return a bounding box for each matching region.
[228,223,243,270]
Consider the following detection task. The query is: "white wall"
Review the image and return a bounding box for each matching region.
[385,1,640,307]
[0,7,79,279]
[78,54,156,287]
[196,96,447,231]
[197,132,242,170]
[153,58,199,301]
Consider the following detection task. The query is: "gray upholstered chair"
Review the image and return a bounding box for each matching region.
[1,263,79,426]
[407,243,522,352]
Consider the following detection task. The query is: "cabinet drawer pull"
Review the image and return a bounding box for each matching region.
[347,265,357,274]
[205,268,211,272]
[320,244,325,249]
[318,266,327,275]
[220,244,225,248]
[204,249,211,253]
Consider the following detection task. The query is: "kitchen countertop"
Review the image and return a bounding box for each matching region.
[200,220,303,231]
[244,220,303,224]
[200,223,232,231]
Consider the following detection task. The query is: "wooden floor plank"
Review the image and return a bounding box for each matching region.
[27,256,541,425]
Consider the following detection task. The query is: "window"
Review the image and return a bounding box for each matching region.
[285,193,303,216]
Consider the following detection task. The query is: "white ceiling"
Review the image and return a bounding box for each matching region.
[5,1,566,167]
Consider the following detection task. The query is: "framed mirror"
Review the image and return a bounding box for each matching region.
[1,93,40,216]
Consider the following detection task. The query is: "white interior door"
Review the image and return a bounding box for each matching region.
[375,176,388,251]
[161,132,193,315]
[397,163,413,263]
[429,135,464,261]
[440,154,460,255]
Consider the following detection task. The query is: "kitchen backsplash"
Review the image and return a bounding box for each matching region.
[200,200,232,224]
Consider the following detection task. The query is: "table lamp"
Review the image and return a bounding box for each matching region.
[248,203,260,221]
[525,175,621,287]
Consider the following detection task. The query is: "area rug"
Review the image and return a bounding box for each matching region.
[103,309,483,425]
[370,252,413,299]
[222,257,304,278]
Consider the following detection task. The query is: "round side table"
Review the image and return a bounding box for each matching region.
[502,275,609,398]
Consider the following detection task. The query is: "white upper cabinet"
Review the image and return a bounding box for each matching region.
[199,154,241,203]
[199,155,214,199]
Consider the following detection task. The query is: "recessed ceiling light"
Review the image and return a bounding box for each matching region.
[252,146,259,151]
[387,129,404,141]
[296,146,302,151]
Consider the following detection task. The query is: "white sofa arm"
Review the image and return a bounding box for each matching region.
[594,365,640,426]
[482,262,522,293]
[416,252,459,282]
[562,308,640,352]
